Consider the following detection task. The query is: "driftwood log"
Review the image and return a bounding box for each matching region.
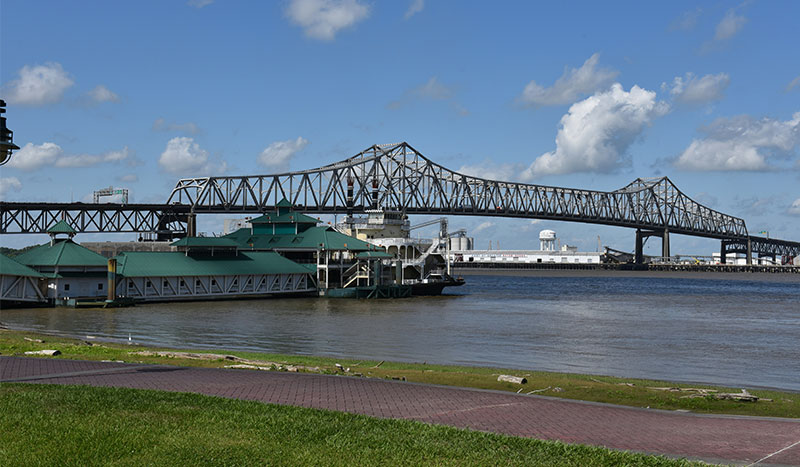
[498,375,527,384]
[24,349,60,356]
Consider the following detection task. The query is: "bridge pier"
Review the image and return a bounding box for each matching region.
[635,229,644,264]
[187,213,196,237]
[747,237,752,266]
[346,177,354,218]
[634,229,669,264]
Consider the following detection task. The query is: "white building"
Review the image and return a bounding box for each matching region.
[710,252,789,266]
[450,230,602,265]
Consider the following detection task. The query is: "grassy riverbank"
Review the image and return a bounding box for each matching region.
[1,328,797,418]
[0,384,698,466]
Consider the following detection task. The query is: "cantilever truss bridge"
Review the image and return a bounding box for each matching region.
[2,142,798,263]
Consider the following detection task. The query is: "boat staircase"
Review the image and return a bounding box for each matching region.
[342,262,371,288]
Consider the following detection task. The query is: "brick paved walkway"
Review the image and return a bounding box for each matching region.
[2,356,798,466]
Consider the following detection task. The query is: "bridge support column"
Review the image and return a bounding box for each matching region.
[746,237,752,266]
[720,241,727,265]
[635,229,644,264]
[187,213,196,237]
[346,177,354,218]
[661,229,670,259]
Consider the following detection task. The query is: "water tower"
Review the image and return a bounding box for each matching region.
[539,230,556,251]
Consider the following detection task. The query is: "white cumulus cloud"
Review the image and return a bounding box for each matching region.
[2,63,74,106]
[789,199,800,216]
[674,112,800,171]
[258,137,309,172]
[405,0,424,19]
[87,85,120,103]
[0,177,23,198]
[6,142,134,171]
[714,8,747,41]
[664,72,730,105]
[519,53,618,107]
[158,137,226,176]
[524,84,669,178]
[6,142,63,171]
[57,147,132,168]
[286,0,369,40]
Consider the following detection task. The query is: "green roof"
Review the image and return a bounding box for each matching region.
[113,251,315,277]
[47,220,77,235]
[224,226,376,252]
[0,253,45,278]
[171,237,240,248]
[14,239,108,267]
[276,198,293,208]
[250,212,319,225]
[39,271,106,279]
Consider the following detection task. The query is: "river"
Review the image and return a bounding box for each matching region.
[2,273,798,391]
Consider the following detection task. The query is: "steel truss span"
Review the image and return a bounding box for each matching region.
[168,142,749,238]
[2,142,799,258]
[0,202,190,236]
[724,236,800,258]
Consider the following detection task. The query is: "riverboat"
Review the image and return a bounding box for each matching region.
[335,210,465,295]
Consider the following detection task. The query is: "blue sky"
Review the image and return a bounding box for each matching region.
[1,0,799,254]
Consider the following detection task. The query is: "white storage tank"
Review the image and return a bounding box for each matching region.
[539,230,557,251]
[449,236,474,251]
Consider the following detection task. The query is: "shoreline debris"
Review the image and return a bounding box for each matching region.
[131,350,319,372]
[24,349,60,356]
[647,386,770,402]
[498,375,527,385]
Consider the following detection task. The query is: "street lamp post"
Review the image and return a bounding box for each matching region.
[0,100,21,166]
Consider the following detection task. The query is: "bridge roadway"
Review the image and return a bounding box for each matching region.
[2,143,799,263]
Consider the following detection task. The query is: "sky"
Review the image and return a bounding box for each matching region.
[1,0,799,255]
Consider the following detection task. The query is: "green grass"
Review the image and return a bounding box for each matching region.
[0,384,701,466]
[2,328,797,418]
